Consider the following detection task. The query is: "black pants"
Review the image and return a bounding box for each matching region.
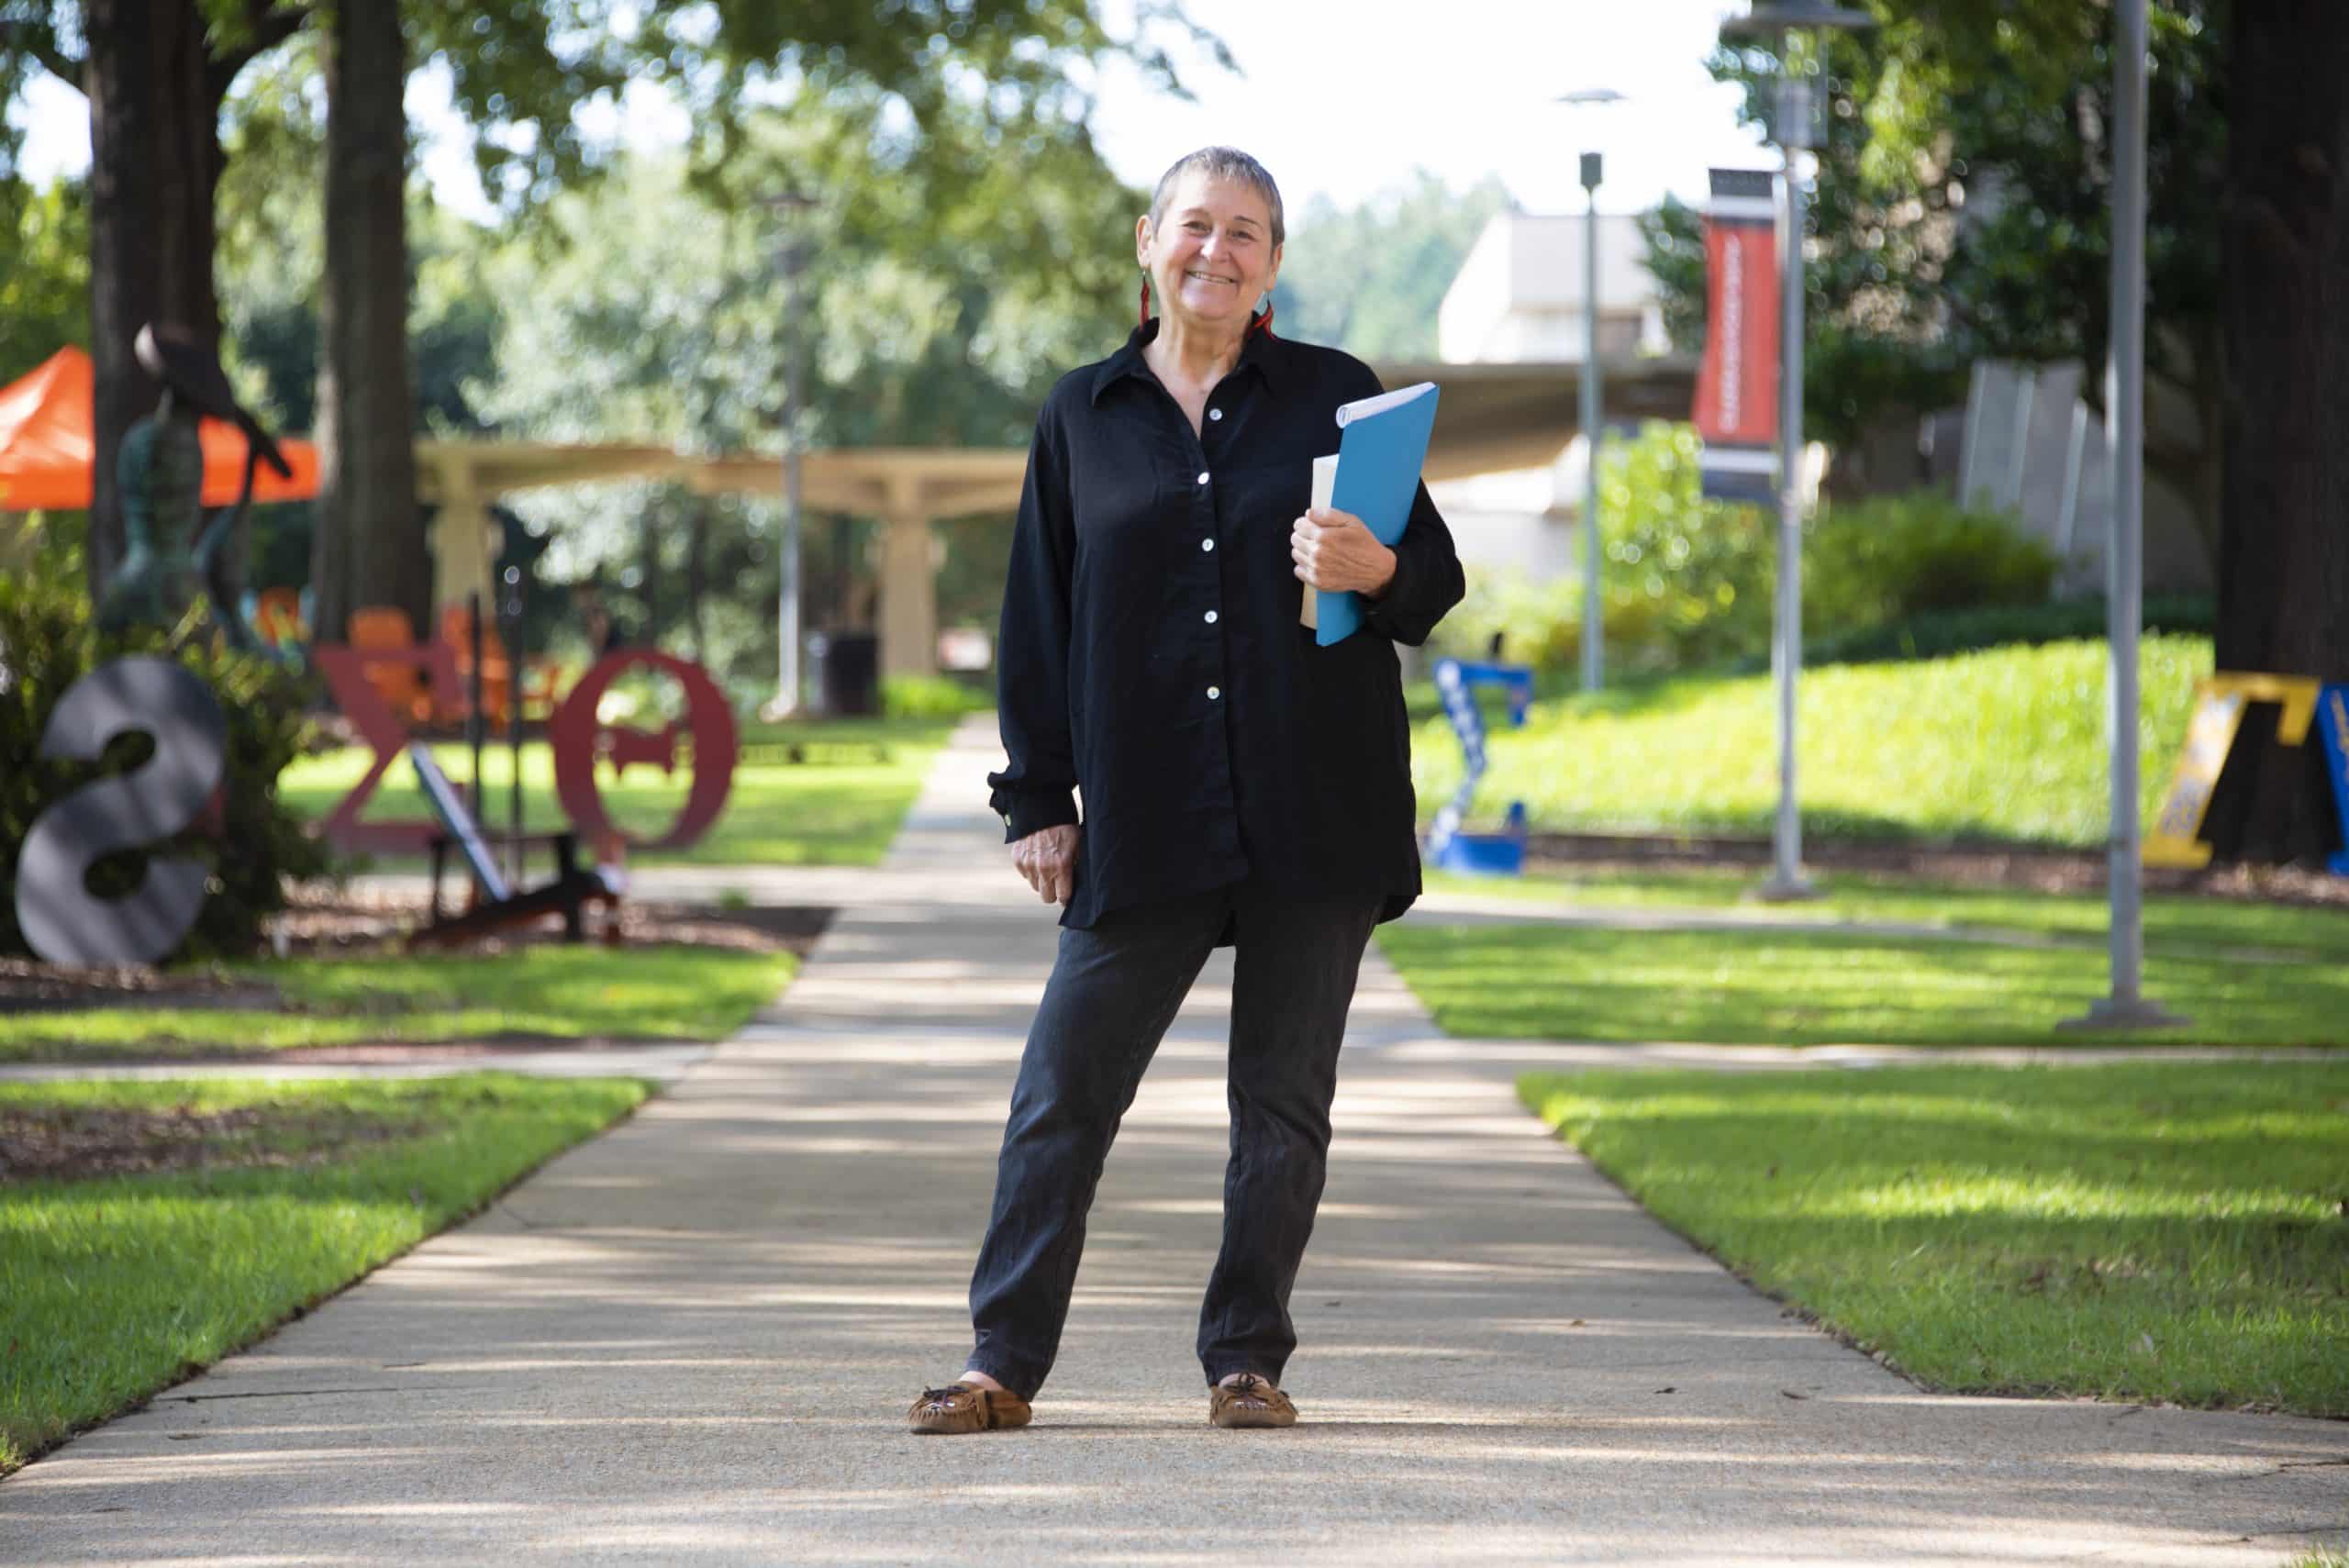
[963,882,1383,1402]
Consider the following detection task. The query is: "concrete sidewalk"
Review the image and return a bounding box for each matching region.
[3,722,2343,1565]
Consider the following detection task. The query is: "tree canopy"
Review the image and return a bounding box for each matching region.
[1272,172,1514,361]
[0,0,1217,626]
[1640,0,2224,549]
[0,177,87,372]
[462,79,1151,694]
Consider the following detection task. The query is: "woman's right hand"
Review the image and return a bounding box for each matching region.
[1011,824,1081,906]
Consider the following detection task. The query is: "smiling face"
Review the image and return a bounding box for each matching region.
[1137,170,1281,335]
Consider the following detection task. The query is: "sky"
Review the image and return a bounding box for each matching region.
[1085,0,1770,217]
[8,0,1773,222]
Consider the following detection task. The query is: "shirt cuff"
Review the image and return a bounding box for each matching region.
[1364,548,1414,627]
[992,786,1080,843]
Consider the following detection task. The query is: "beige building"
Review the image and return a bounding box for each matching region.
[1438,211,1669,366]
[1430,212,1671,584]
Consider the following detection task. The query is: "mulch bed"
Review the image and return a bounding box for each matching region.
[0,884,833,1018]
[267,882,834,958]
[0,1101,422,1184]
[0,964,281,1014]
[257,1039,704,1065]
[1522,831,2349,908]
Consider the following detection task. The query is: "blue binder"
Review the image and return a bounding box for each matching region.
[1314,382,1440,646]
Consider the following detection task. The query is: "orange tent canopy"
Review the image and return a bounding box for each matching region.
[0,346,320,512]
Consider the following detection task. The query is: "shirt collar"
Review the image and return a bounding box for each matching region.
[1089,317,1283,406]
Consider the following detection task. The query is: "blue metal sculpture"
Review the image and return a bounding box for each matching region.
[2318,684,2349,877]
[1425,657,1534,875]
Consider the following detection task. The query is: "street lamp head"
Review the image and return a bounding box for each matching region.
[1720,2,1876,39]
[1556,87,1627,187]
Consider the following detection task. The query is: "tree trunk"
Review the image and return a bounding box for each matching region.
[2216,1,2349,863]
[2188,317,2227,574]
[311,0,425,644]
[83,0,220,603]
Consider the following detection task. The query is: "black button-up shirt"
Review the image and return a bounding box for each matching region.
[986,321,1466,933]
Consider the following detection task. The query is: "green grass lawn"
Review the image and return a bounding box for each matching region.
[280,715,955,867]
[1519,1060,2349,1416]
[1424,864,2349,965]
[0,1073,649,1473]
[1381,916,2349,1049]
[0,946,794,1062]
[1387,865,2349,1049]
[1413,636,2212,847]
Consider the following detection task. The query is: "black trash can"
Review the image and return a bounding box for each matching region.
[819,631,880,717]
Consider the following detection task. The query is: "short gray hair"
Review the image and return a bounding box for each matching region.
[1148,146,1285,249]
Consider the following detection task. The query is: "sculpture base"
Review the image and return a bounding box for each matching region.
[1750,873,1820,904]
[1432,834,1526,877]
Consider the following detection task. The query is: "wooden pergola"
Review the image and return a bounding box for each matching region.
[415,356,1696,679]
[417,439,677,616]
[683,450,1028,679]
[418,442,1025,678]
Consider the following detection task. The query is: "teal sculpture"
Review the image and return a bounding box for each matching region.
[99,325,292,651]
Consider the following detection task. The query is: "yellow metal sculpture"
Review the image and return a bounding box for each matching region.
[2144,673,2323,868]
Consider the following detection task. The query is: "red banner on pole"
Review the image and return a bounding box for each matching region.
[1695,168,1780,504]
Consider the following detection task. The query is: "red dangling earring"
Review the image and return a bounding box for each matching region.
[1139,275,1152,328]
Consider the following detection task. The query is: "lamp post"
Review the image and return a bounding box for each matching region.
[763,190,817,720]
[1720,2,1873,902]
[2063,0,2183,1032]
[1557,87,1626,694]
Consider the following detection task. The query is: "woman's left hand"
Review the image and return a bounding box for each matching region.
[1291,507,1397,598]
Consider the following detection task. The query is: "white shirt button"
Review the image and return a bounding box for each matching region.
[1207,686,1221,700]
[1196,471,1209,484]
[1201,538,1215,552]
[1204,610,1219,624]
[1208,408,1224,422]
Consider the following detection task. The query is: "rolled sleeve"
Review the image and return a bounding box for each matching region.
[985,410,1084,841]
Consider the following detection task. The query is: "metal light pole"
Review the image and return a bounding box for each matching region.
[1558,87,1625,694]
[1722,3,1873,902]
[2065,0,2183,1031]
[764,191,816,720]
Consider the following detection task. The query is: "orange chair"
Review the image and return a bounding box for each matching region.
[347,606,437,725]
[437,602,560,725]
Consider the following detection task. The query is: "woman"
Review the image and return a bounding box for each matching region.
[910,146,1464,1435]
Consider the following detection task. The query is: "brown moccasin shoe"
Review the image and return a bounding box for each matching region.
[1208,1373,1297,1429]
[908,1382,1032,1435]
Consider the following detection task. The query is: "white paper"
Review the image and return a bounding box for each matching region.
[1299,451,1341,630]
[1310,451,1340,511]
[1333,380,1438,428]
